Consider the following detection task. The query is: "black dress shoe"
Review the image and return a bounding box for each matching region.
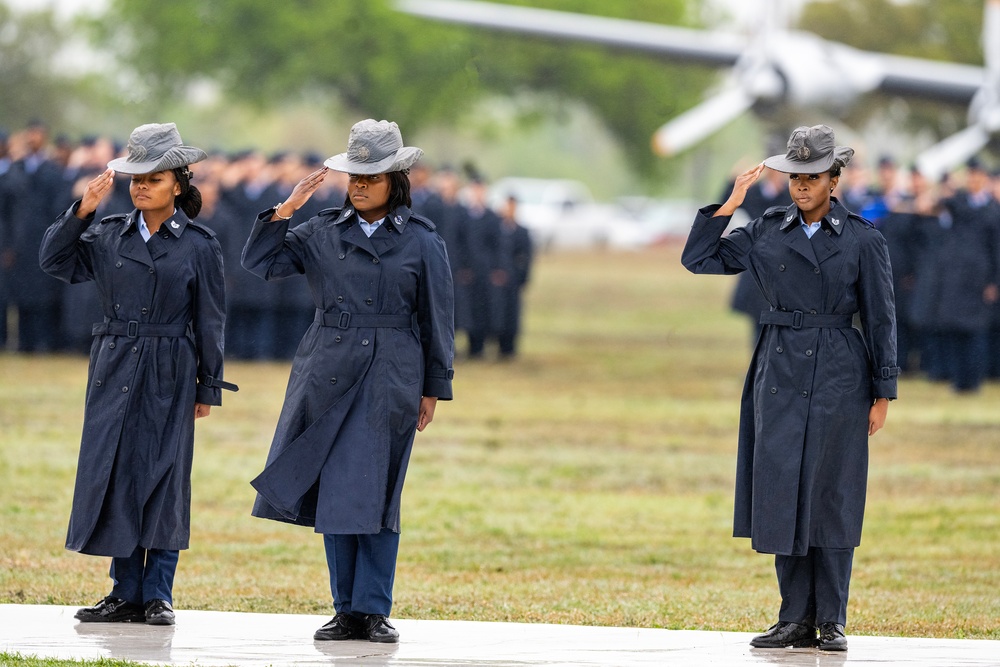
[144,599,175,626]
[363,614,399,643]
[314,612,364,641]
[75,596,145,623]
[818,622,848,651]
[750,621,817,648]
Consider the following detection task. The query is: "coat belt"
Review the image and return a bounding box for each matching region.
[315,309,414,329]
[92,320,190,338]
[759,310,854,330]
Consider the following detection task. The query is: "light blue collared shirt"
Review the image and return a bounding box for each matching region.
[799,213,822,239]
[359,216,386,238]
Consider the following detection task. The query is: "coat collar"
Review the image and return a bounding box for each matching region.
[118,209,191,239]
[117,210,191,267]
[777,197,848,236]
[332,205,413,232]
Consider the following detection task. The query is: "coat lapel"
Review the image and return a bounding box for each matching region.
[117,213,154,268]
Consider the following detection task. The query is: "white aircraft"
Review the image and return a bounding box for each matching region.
[396,0,1000,179]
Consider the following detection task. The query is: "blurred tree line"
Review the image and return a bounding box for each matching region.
[0,0,991,183]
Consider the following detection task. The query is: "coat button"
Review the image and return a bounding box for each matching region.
[776,346,783,353]
[95,380,102,387]
[809,309,817,314]
[115,261,122,268]
[132,347,138,353]
[339,253,346,260]
[372,258,380,264]
[770,387,777,394]
[362,339,370,346]
[149,267,155,274]
[336,296,344,303]
[365,298,373,305]
[141,308,148,314]
[114,303,120,310]
[813,268,821,274]
[330,378,337,384]
[335,335,342,343]
[108,342,116,349]
[801,391,809,398]
[778,264,785,271]
[806,350,813,356]
[122,386,129,393]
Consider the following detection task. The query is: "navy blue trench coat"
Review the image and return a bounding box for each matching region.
[242,205,454,535]
[39,203,230,557]
[682,199,898,556]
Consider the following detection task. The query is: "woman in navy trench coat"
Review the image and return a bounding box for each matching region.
[39,123,236,626]
[682,126,898,652]
[242,120,454,644]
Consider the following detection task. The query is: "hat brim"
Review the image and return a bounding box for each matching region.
[763,145,854,174]
[324,146,423,175]
[762,152,836,174]
[108,146,208,175]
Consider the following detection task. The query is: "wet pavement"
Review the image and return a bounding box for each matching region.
[1,604,997,666]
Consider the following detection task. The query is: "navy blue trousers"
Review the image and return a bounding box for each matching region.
[775,547,854,627]
[109,546,179,605]
[324,529,400,617]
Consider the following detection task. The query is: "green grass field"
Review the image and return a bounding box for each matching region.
[2,244,998,652]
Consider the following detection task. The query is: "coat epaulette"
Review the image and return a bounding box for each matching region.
[318,207,341,217]
[409,213,437,231]
[763,205,788,219]
[850,212,875,228]
[188,220,217,238]
[98,213,129,225]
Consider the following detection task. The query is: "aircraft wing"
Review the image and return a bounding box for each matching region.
[397,0,986,106]
[395,0,745,67]
[875,53,984,105]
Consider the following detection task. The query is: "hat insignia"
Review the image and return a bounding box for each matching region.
[357,146,370,160]
[796,145,811,160]
[126,140,148,163]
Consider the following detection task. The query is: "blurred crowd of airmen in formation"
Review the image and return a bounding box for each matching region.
[3,119,1000,392]
[0,120,533,363]
[727,153,1000,394]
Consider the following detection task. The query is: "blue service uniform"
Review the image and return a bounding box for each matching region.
[39,202,235,605]
[682,198,898,627]
[243,203,454,617]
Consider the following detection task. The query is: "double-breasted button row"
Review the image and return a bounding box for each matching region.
[361,339,370,346]
[330,378,337,385]
[365,298,373,305]
[336,296,344,303]
[334,335,342,343]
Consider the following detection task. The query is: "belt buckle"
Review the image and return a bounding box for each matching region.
[791,310,804,330]
[337,312,351,329]
[127,320,139,338]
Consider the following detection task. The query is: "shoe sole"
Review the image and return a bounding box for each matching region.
[146,617,175,626]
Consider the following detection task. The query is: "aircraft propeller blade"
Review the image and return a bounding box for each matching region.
[915,124,991,181]
[652,85,755,156]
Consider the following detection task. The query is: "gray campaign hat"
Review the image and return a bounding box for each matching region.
[107,123,207,175]
[763,124,854,174]
[324,119,423,175]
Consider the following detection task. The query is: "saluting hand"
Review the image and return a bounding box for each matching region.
[714,162,767,218]
[272,167,329,221]
[76,168,116,220]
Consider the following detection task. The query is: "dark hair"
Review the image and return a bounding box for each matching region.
[341,170,413,213]
[172,166,203,219]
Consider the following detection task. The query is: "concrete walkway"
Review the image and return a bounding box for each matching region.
[1,604,997,666]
